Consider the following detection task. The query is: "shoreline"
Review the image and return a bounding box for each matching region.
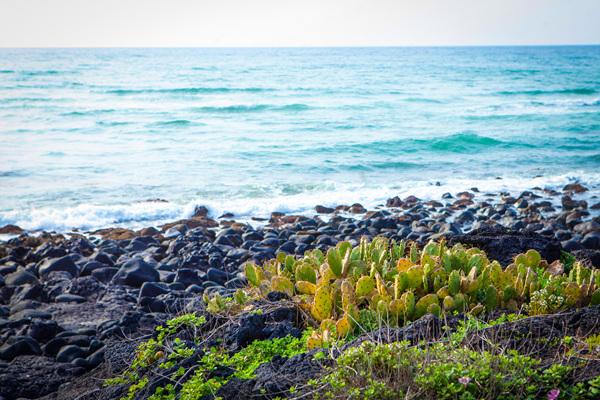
[0,184,599,398]
[2,172,600,234]
[2,183,599,250]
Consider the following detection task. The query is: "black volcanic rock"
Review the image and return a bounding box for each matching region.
[449,225,562,266]
[112,259,159,287]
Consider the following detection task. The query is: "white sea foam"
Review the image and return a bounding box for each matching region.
[1,172,598,233]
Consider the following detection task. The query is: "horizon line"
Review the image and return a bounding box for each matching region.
[1,43,599,50]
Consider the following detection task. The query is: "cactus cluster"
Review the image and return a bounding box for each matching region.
[240,237,600,349]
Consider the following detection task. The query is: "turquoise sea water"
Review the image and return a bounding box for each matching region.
[1,47,599,231]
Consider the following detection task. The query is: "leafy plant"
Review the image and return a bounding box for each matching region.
[228,237,599,348]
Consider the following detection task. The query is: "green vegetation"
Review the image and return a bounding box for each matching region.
[314,340,600,400]
[108,310,310,400]
[236,238,600,348]
[176,333,309,400]
[107,239,600,400]
[105,313,207,399]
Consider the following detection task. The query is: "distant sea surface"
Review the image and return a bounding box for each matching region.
[1,47,599,231]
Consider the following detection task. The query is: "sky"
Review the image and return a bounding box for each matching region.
[1,0,599,47]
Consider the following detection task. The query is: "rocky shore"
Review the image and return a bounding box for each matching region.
[0,184,599,399]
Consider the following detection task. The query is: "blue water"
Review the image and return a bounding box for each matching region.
[1,47,599,231]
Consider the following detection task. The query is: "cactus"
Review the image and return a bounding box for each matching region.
[271,276,294,297]
[336,315,351,338]
[525,249,541,268]
[409,242,419,263]
[414,294,439,319]
[427,303,442,317]
[355,276,376,297]
[442,295,455,311]
[311,286,333,322]
[296,280,316,295]
[453,293,467,312]
[448,270,461,296]
[306,331,323,349]
[327,247,343,277]
[406,266,423,290]
[235,237,600,349]
[400,291,415,320]
[245,263,261,287]
[484,285,498,312]
[296,263,317,284]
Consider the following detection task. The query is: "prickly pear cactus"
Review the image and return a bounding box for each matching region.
[227,237,599,349]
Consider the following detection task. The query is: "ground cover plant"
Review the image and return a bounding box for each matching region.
[108,238,600,399]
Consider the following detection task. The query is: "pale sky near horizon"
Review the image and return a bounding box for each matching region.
[1,0,599,47]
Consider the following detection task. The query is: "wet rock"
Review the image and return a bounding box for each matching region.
[449,225,561,266]
[91,267,118,283]
[94,227,137,240]
[315,205,335,214]
[193,205,209,218]
[138,226,160,237]
[242,231,263,242]
[581,232,600,250]
[457,191,475,200]
[572,249,600,267]
[386,196,404,207]
[563,183,588,193]
[139,281,170,298]
[349,203,367,214]
[55,294,86,303]
[56,345,86,363]
[562,195,587,210]
[92,251,115,266]
[38,256,79,279]
[85,346,105,368]
[27,319,63,342]
[0,224,23,234]
[0,336,42,360]
[112,258,159,287]
[206,268,228,286]
[4,268,38,286]
[562,239,584,252]
[174,268,201,287]
[10,306,53,321]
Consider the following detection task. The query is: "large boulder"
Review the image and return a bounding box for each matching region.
[38,256,79,279]
[449,225,561,266]
[112,258,159,287]
[4,268,39,286]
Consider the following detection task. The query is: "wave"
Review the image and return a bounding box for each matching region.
[497,88,596,96]
[43,151,65,157]
[0,70,14,74]
[61,109,116,116]
[2,173,599,233]
[191,103,310,113]
[428,133,508,152]
[0,169,28,178]
[310,133,533,157]
[20,70,65,76]
[346,161,420,171]
[106,87,274,95]
[191,66,218,71]
[403,97,444,104]
[96,121,131,127]
[151,119,193,126]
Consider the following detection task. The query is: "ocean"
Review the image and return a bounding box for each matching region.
[1,46,599,232]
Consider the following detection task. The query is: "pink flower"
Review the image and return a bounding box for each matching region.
[458,376,471,386]
[548,388,560,400]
